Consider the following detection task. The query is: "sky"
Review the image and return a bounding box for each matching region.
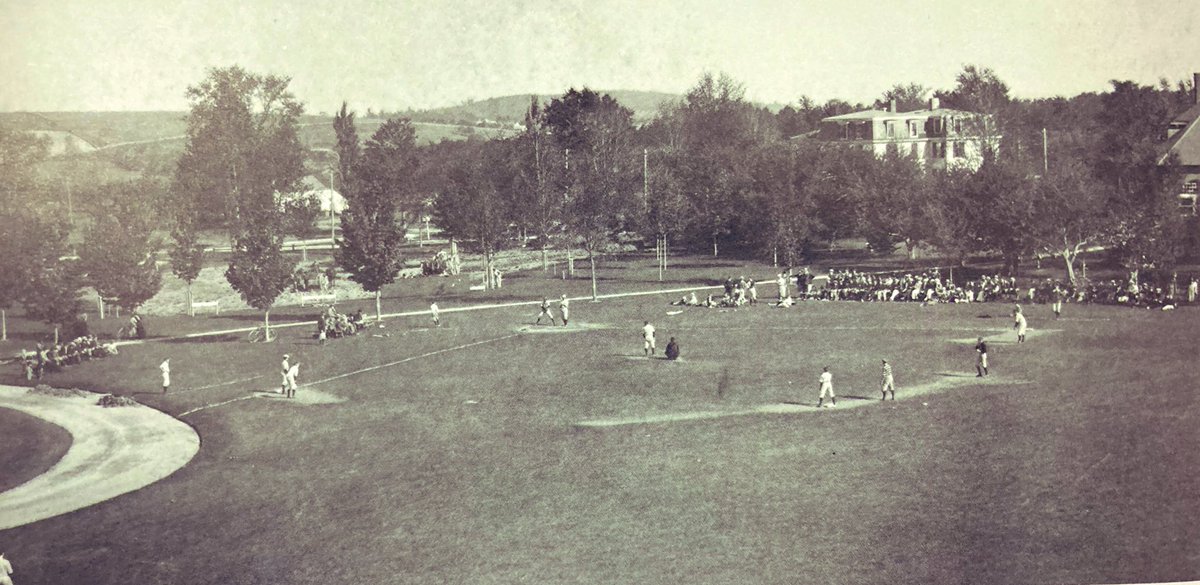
[2,0,1199,113]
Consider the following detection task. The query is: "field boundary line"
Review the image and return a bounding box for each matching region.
[304,333,522,388]
[178,394,257,417]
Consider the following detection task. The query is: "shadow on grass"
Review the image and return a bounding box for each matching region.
[840,394,877,401]
[936,372,976,378]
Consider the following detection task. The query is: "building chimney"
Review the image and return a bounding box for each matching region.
[929,97,940,110]
[889,99,897,113]
[1194,72,1199,104]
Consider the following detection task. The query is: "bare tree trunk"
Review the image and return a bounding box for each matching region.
[541,244,548,271]
[567,247,575,277]
[1,309,6,341]
[712,235,718,257]
[375,290,382,325]
[264,310,271,338]
[663,236,668,274]
[186,282,194,317]
[1064,253,1077,285]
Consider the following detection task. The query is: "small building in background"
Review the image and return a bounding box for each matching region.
[279,175,346,214]
[813,97,997,170]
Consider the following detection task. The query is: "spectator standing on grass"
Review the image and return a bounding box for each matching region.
[559,294,570,327]
[281,354,290,394]
[747,279,758,305]
[880,359,895,401]
[430,301,441,327]
[665,337,680,361]
[160,358,170,394]
[817,366,836,408]
[1189,278,1197,304]
[975,337,989,377]
[286,361,299,399]
[642,321,656,356]
[1052,286,1065,319]
[776,273,789,301]
[0,552,13,585]
[535,297,556,326]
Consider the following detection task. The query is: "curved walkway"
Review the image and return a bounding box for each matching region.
[0,386,199,530]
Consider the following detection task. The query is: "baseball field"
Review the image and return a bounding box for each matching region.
[1,255,1197,585]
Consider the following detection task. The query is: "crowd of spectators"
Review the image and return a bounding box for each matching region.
[17,336,117,381]
[669,267,1200,311]
[315,306,368,341]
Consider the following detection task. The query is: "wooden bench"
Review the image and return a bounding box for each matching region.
[189,300,220,316]
[300,293,337,306]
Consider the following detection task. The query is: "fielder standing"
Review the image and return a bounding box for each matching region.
[975,337,989,377]
[880,359,895,400]
[280,354,291,394]
[286,361,300,399]
[559,294,570,327]
[1014,308,1028,343]
[430,301,441,327]
[817,366,836,408]
[642,321,656,356]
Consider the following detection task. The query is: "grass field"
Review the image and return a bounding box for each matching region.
[0,407,71,493]
[2,255,1199,585]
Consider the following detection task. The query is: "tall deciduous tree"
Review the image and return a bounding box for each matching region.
[22,216,85,341]
[511,96,563,270]
[1032,159,1112,284]
[545,88,637,299]
[434,142,513,290]
[337,118,418,321]
[174,66,306,230]
[0,128,50,339]
[875,83,930,112]
[78,181,164,315]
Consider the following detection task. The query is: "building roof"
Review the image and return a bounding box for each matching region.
[823,107,980,123]
[1159,103,1200,166]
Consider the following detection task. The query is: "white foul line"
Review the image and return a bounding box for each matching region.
[304,333,522,388]
[178,394,257,417]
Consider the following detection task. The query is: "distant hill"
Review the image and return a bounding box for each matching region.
[409,90,681,125]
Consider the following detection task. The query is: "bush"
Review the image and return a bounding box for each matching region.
[97,394,138,408]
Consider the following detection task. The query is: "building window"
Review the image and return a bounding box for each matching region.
[843,124,850,140]
[932,142,945,159]
[1184,180,1198,194]
[907,120,919,137]
[885,121,895,138]
[911,143,919,157]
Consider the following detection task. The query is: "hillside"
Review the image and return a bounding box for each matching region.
[409,90,680,125]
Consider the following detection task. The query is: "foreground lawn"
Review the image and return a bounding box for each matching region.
[0,407,71,493]
[2,278,1198,584]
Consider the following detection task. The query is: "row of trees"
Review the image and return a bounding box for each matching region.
[413,67,1196,295]
[2,64,1194,340]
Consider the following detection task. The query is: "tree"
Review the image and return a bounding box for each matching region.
[1094,80,1187,275]
[0,127,50,339]
[225,211,295,338]
[333,102,361,196]
[169,205,206,316]
[512,96,563,270]
[78,181,164,315]
[642,148,692,279]
[22,216,85,341]
[746,142,818,266]
[875,82,930,112]
[337,118,418,322]
[854,150,929,257]
[434,142,513,290]
[961,157,1039,275]
[173,66,306,230]
[545,88,638,299]
[1032,159,1112,284]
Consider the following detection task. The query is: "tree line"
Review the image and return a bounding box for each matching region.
[1,64,1196,339]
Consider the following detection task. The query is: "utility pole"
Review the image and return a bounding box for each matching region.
[1042,128,1049,175]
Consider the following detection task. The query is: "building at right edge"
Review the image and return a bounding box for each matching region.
[1158,73,1200,215]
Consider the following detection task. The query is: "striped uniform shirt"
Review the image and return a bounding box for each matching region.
[881,362,893,381]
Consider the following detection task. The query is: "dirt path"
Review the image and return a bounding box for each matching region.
[0,386,199,530]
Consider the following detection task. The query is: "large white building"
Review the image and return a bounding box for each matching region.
[814,98,996,170]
